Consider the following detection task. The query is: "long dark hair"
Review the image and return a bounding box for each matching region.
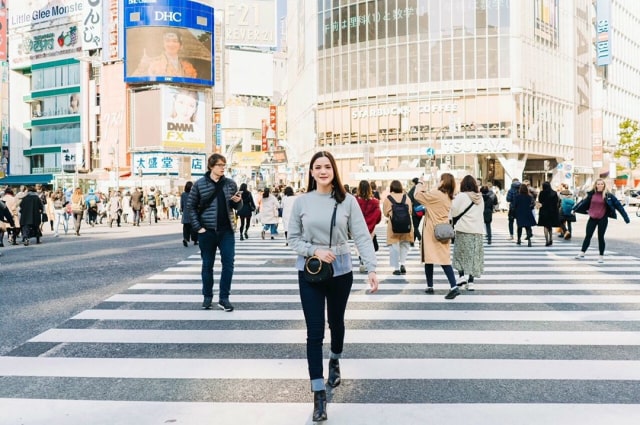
[184,181,193,192]
[357,180,373,200]
[306,151,346,203]
[460,175,479,193]
[439,173,456,200]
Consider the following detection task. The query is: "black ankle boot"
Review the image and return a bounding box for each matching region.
[327,358,341,388]
[312,390,327,422]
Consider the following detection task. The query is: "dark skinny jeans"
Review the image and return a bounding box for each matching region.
[238,215,251,235]
[424,264,457,288]
[298,271,353,381]
[581,216,608,255]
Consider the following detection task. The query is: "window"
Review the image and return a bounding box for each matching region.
[31,63,80,91]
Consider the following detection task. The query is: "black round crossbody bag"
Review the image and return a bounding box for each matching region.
[303,203,337,284]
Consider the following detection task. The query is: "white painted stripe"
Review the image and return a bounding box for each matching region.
[72,309,640,322]
[105,293,640,304]
[27,329,640,345]
[3,357,640,380]
[178,260,267,265]
[146,274,638,281]
[162,266,640,273]
[2,400,638,425]
[178,259,638,266]
[128,282,640,291]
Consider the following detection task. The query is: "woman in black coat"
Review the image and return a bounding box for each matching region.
[480,186,497,244]
[235,183,255,240]
[536,181,561,246]
[180,181,197,246]
[513,183,536,246]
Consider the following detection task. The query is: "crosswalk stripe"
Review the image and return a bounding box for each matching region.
[28,328,640,345]
[71,308,640,322]
[146,273,638,280]
[128,282,640,291]
[1,399,638,425]
[163,266,640,272]
[2,357,640,380]
[104,293,640,303]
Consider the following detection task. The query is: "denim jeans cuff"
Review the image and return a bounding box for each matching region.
[310,378,325,392]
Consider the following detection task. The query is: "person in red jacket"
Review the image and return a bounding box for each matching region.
[355,180,381,273]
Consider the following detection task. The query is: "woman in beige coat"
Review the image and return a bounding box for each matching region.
[383,180,413,275]
[414,173,460,299]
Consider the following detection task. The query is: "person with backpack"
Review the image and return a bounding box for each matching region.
[147,187,158,224]
[558,184,576,239]
[451,175,485,291]
[84,189,100,226]
[383,180,413,275]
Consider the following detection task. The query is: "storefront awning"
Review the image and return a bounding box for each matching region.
[0,174,55,186]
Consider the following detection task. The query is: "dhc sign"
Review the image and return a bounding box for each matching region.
[124,0,214,86]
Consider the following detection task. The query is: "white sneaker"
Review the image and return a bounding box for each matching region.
[466,282,475,291]
[597,256,604,264]
[456,276,468,288]
[574,253,585,260]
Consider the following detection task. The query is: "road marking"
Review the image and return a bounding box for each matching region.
[28,328,640,345]
[72,308,640,322]
[1,399,638,425]
[2,357,640,380]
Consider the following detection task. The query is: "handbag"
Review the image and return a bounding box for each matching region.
[434,223,455,241]
[434,200,474,242]
[303,203,337,284]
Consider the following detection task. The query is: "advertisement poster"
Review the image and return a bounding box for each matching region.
[161,86,205,149]
[124,0,214,86]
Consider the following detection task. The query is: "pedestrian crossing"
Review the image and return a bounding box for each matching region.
[1,227,640,425]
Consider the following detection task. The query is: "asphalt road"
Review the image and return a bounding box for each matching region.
[1,210,639,424]
[0,218,190,356]
[2,208,637,358]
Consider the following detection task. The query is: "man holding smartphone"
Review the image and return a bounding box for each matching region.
[187,153,243,311]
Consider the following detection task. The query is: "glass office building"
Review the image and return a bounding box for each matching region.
[289,0,599,189]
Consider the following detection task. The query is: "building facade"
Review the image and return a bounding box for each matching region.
[285,0,640,191]
[1,0,216,193]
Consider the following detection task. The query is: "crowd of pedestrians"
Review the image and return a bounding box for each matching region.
[0,184,187,250]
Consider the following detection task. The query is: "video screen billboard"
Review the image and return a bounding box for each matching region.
[124,0,214,86]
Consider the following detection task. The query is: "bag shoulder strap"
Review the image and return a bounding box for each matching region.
[329,202,338,248]
[453,200,474,223]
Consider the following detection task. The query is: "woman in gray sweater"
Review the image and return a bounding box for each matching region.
[288,151,379,422]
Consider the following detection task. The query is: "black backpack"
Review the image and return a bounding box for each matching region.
[387,194,411,234]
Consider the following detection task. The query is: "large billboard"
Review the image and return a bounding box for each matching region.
[225,0,277,48]
[124,0,214,86]
[161,86,206,149]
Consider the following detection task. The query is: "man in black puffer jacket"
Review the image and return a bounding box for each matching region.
[188,153,243,312]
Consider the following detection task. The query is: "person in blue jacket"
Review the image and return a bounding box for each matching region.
[573,178,630,263]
